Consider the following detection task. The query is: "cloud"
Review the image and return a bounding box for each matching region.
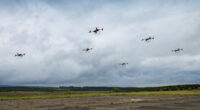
[0,0,200,87]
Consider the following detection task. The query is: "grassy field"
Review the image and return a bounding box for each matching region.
[0,90,200,100]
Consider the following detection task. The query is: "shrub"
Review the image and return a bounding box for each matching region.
[113,88,120,92]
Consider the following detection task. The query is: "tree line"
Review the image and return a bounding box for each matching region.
[0,84,199,92]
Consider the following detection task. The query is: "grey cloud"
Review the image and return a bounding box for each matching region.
[0,0,200,87]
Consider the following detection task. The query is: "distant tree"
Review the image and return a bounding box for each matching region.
[113,88,120,92]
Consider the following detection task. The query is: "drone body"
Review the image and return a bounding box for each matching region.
[89,27,103,34]
[172,48,183,52]
[15,53,25,57]
[142,36,154,42]
[83,48,93,52]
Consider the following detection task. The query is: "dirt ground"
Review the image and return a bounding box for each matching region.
[0,95,200,110]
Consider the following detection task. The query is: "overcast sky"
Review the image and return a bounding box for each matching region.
[0,0,200,87]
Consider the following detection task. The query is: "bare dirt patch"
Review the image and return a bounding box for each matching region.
[0,95,200,110]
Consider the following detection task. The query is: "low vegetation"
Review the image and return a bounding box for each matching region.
[0,84,199,100]
[64,91,72,95]
[0,90,200,100]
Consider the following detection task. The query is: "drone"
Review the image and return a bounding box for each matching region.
[15,53,25,57]
[171,48,183,52]
[89,27,103,34]
[142,36,154,42]
[119,62,128,66]
[83,48,93,52]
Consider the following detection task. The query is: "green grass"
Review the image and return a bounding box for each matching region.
[0,90,200,100]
